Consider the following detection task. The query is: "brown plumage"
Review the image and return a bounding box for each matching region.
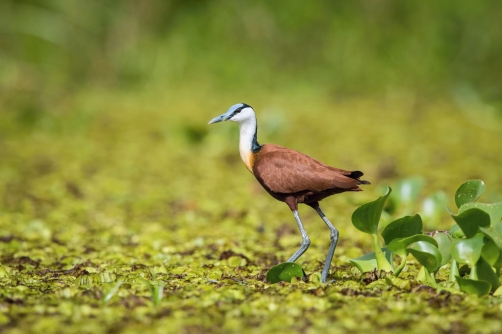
[252,144,368,210]
[208,103,370,283]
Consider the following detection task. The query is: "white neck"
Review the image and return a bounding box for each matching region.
[238,117,257,172]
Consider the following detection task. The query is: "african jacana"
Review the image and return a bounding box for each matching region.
[208,103,369,283]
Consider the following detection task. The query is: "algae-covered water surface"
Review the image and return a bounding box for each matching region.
[1,88,502,333]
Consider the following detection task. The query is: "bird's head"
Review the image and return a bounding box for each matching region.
[208,103,255,125]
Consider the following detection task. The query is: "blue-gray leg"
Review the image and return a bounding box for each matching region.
[315,206,339,283]
[287,210,311,263]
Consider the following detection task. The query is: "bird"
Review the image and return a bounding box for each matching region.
[208,103,370,283]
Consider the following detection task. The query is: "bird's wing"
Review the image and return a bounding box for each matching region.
[253,148,360,194]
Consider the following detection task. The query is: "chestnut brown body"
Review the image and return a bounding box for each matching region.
[252,144,368,210]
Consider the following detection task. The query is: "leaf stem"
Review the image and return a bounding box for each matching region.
[449,259,459,282]
[470,264,478,280]
[416,266,426,283]
[372,234,393,272]
[424,267,437,287]
[393,255,407,277]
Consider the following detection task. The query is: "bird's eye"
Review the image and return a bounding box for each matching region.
[231,108,243,117]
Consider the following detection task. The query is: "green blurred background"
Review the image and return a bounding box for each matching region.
[2,0,502,232]
[3,1,502,101]
[1,1,502,332]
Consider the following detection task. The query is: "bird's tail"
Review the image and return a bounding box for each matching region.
[349,170,371,185]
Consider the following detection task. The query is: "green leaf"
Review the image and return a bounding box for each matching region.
[475,257,500,291]
[494,286,502,296]
[227,256,247,267]
[381,214,423,245]
[352,187,391,235]
[349,248,393,273]
[407,241,442,273]
[416,266,427,283]
[455,179,486,208]
[266,262,304,283]
[455,276,492,297]
[450,208,490,238]
[387,235,437,257]
[479,222,502,250]
[432,231,452,267]
[421,191,447,222]
[449,224,465,239]
[481,240,502,268]
[451,234,485,265]
[393,177,424,205]
[461,203,502,227]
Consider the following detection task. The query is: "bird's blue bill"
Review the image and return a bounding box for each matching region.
[207,112,231,124]
[207,114,225,124]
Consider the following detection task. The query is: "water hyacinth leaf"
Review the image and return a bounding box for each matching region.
[381,214,423,245]
[349,248,393,273]
[451,234,485,265]
[266,262,304,283]
[479,222,502,250]
[475,257,500,291]
[460,202,502,227]
[407,241,442,273]
[455,179,485,208]
[455,276,491,297]
[433,231,452,266]
[421,191,447,222]
[393,177,424,206]
[449,224,465,239]
[481,240,502,268]
[387,235,437,257]
[416,266,427,283]
[494,286,502,296]
[481,240,498,266]
[450,208,490,238]
[352,186,391,235]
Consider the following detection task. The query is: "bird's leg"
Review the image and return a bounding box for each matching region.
[286,210,311,263]
[309,202,339,283]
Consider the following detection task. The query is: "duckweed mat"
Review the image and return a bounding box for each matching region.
[1,90,502,333]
